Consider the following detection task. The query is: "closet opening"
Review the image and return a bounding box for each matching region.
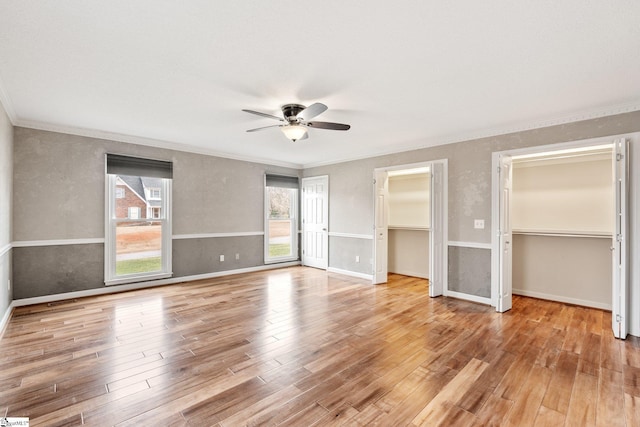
[511,144,614,310]
[492,134,632,338]
[373,159,448,297]
[387,167,431,281]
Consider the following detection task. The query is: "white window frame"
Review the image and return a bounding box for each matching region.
[115,187,125,198]
[264,186,298,264]
[148,188,161,200]
[128,206,141,219]
[105,174,172,286]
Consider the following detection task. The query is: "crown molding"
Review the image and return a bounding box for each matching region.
[302,101,640,169]
[7,99,640,171]
[14,119,304,170]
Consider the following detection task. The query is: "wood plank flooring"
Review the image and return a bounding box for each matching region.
[1,266,639,426]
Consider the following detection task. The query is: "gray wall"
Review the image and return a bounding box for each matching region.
[303,110,640,301]
[13,244,103,299]
[448,246,491,298]
[12,127,298,299]
[0,100,12,321]
[172,236,264,277]
[7,111,640,330]
[513,235,611,308]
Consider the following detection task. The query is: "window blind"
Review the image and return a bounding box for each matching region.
[106,154,173,179]
[265,174,299,189]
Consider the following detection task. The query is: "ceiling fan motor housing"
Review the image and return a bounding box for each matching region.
[282,104,306,122]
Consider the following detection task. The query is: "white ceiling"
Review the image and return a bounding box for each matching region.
[1,1,639,169]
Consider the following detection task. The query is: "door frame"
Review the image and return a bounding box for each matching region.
[613,137,629,338]
[372,159,448,296]
[301,175,329,269]
[491,133,637,337]
[373,169,389,284]
[492,154,513,313]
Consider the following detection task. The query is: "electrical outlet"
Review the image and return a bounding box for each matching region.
[474,219,485,229]
[235,253,240,260]
[219,255,224,262]
[355,256,360,263]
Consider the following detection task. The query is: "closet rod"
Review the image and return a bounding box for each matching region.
[512,230,612,239]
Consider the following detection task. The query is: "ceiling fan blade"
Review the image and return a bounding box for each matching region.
[242,109,284,121]
[306,121,350,131]
[246,124,282,132]
[297,102,327,121]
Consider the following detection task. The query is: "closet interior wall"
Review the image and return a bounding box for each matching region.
[511,153,613,309]
[387,173,430,279]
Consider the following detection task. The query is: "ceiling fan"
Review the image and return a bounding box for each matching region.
[242,103,350,142]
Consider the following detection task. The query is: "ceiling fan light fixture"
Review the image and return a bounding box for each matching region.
[281,124,307,142]
[243,103,349,140]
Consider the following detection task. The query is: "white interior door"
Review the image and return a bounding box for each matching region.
[429,162,446,297]
[373,170,389,284]
[497,155,513,312]
[301,176,329,269]
[612,138,629,339]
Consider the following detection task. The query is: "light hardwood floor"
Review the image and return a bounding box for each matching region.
[1,266,638,426]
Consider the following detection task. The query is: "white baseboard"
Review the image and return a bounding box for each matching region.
[12,261,301,307]
[327,267,374,281]
[0,302,15,339]
[389,270,429,279]
[513,288,612,311]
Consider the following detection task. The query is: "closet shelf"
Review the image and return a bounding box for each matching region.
[388,226,430,231]
[512,229,612,239]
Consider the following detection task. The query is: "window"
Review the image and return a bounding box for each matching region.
[265,174,299,263]
[128,207,140,219]
[115,187,125,198]
[148,188,161,199]
[105,154,172,286]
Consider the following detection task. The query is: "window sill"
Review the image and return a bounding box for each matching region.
[265,257,298,265]
[105,272,173,286]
